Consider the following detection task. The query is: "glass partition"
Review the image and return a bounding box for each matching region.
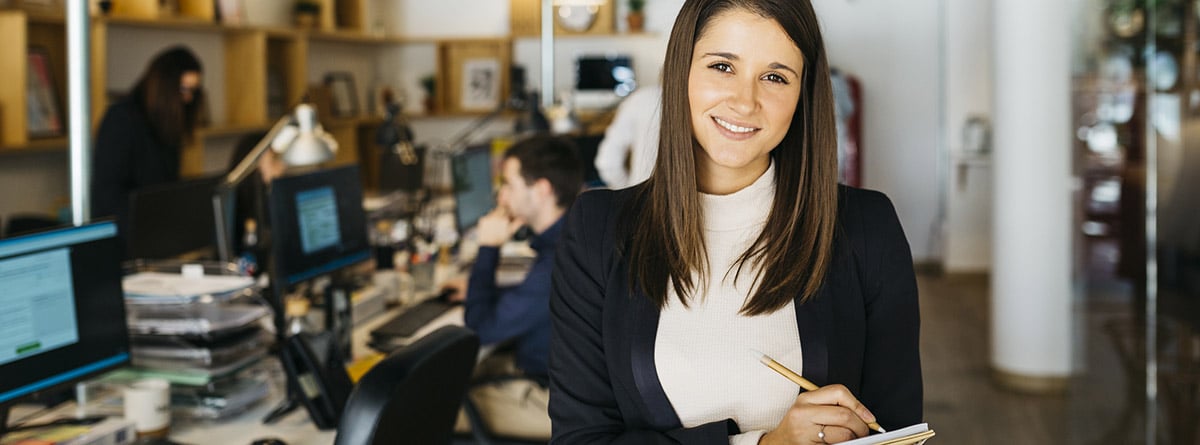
[1073,1,1200,443]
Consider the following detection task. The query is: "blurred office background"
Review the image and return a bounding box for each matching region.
[0,0,1198,443]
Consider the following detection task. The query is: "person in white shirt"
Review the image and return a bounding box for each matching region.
[594,84,661,189]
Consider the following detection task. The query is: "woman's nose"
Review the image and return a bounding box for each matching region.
[725,77,758,115]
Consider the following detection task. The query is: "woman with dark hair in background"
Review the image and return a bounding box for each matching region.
[548,0,922,443]
[91,45,205,243]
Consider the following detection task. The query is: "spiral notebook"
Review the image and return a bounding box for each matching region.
[839,423,935,445]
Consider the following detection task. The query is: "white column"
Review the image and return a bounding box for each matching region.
[990,0,1073,391]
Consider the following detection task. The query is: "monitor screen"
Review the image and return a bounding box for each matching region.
[268,166,371,286]
[126,175,220,260]
[576,55,635,96]
[0,222,130,408]
[451,145,495,232]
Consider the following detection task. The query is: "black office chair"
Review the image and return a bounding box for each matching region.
[335,325,480,445]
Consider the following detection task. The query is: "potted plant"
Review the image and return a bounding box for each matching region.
[627,0,645,33]
[419,74,437,114]
[295,0,321,29]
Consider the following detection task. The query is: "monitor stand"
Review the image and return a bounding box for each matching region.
[262,270,301,426]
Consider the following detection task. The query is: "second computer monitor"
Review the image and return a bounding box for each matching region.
[126,175,221,260]
[451,145,495,232]
[268,165,372,287]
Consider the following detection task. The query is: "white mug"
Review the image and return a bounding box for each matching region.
[123,378,171,437]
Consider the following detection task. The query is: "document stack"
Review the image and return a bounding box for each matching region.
[116,262,273,420]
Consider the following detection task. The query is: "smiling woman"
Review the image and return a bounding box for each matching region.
[687,9,804,195]
[547,0,923,444]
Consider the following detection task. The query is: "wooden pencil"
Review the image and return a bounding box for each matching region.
[753,350,887,434]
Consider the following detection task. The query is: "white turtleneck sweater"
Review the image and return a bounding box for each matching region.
[655,162,803,445]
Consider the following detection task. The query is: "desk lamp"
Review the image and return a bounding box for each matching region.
[213,103,338,264]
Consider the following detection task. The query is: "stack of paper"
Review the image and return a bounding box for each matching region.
[123,272,255,304]
[839,423,935,445]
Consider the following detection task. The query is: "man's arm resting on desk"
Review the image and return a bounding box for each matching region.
[462,246,548,345]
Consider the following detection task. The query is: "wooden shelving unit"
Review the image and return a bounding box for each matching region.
[0,137,69,154]
[0,0,635,175]
[0,0,414,171]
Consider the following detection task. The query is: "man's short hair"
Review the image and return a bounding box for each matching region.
[504,135,584,208]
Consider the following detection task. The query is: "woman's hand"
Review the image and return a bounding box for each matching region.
[758,384,876,444]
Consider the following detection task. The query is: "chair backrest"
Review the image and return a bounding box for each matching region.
[334,325,480,445]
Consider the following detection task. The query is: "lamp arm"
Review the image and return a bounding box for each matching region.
[221,115,294,190]
[213,115,294,264]
[444,105,509,155]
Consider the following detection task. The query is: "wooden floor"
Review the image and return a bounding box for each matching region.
[917,273,1172,445]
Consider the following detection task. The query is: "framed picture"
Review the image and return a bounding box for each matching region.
[324,72,359,118]
[26,47,64,138]
[462,59,501,111]
[439,39,511,114]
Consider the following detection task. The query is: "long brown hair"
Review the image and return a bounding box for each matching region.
[621,0,838,315]
[130,46,204,149]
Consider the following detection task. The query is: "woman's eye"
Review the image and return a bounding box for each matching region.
[709,62,733,73]
[764,73,789,84]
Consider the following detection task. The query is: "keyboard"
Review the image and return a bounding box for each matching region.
[370,298,457,340]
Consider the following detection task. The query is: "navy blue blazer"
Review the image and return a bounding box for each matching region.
[548,185,923,444]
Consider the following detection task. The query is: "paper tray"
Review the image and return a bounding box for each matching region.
[126,303,270,337]
[131,329,271,369]
[122,260,261,305]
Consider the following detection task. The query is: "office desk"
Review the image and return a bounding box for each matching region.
[9,302,467,445]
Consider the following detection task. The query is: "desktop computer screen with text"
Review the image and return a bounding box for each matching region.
[268,165,371,287]
[0,222,130,409]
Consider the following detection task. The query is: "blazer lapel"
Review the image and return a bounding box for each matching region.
[628,288,684,430]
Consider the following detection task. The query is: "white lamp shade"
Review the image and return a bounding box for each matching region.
[280,131,338,166]
[270,104,338,166]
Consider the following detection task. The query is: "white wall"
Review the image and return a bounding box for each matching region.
[813,0,943,262]
[0,152,70,224]
[943,0,994,272]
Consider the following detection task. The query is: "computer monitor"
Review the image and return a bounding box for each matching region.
[126,175,220,260]
[0,222,131,428]
[450,145,495,232]
[576,54,635,95]
[267,165,372,288]
[575,54,635,110]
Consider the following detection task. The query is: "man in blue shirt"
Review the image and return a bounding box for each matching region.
[448,135,582,440]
